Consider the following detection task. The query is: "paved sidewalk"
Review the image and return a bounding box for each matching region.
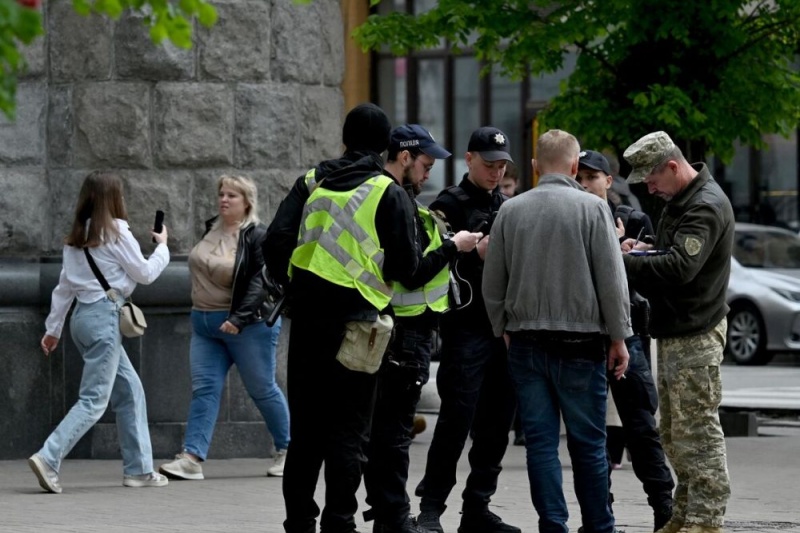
[2,417,799,533]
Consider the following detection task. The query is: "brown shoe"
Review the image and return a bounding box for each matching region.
[410,415,427,439]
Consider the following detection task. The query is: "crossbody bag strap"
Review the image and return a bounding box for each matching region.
[83,247,112,292]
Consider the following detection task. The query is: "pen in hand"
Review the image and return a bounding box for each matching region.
[632,227,645,250]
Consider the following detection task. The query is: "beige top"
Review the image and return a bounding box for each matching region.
[188,226,238,310]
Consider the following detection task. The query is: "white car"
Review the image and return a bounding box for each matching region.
[726,223,800,365]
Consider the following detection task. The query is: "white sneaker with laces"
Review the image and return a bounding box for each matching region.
[123,472,169,488]
[267,449,287,477]
[158,453,204,480]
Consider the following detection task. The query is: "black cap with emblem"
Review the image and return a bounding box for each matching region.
[467,126,513,162]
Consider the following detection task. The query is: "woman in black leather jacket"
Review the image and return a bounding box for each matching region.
[159,175,290,481]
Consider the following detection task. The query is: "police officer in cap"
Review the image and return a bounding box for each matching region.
[265,103,423,533]
[416,127,520,533]
[363,125,482,533]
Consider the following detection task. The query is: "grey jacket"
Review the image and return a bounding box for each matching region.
[482,173,633,340]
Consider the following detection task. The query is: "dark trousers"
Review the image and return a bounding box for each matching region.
[418,327,516,515]
[608,335,674,512]
[283,318,378,533]
[364,321,433,526]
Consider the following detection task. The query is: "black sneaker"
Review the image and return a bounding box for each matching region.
[416,511,444,533]
[458,511,521,533]
[373,516,431,533]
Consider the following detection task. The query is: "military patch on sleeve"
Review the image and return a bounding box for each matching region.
[684,235,703,256]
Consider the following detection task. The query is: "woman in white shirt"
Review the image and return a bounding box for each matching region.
[29,171,170,494]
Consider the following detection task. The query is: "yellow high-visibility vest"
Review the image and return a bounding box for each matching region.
[391,205,450,317]
[290,171,394,310]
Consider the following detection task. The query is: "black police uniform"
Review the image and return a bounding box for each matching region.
[608,201,674,529]
[416,176,517,528]
[363,178,459,533]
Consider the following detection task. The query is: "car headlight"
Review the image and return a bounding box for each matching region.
[772,288,800,302]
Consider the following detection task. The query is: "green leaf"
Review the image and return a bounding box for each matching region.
[149,21,168,43]
[197,3,217,27]
[72,0,92,16]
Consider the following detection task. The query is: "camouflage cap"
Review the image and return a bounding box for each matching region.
[623,131,676,184]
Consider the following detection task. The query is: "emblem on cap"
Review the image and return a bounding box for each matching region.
[493,133,506,145]
[579,151,587,157]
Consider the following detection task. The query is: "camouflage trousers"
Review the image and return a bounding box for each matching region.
[656,318,731,527]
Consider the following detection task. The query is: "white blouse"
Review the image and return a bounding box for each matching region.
[44,219,170,338]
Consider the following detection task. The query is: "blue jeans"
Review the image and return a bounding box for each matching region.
[508,334,613,533]
[39,296,155,475]
[184,311,289,459]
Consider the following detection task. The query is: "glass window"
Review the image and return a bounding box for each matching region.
[530,51,577,101]
[417,58,446,196]
[452,57,481,181]
[378,58,407,126]
[491,66,522,167]
[760,132,798,226]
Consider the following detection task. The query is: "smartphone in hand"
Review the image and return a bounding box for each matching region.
[152,210,165,243]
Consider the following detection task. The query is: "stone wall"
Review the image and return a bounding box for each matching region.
[0,0,345,460]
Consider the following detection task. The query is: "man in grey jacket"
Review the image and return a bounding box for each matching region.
[483,129,631,533]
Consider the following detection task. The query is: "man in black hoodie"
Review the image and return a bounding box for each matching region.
[265,103,421,533]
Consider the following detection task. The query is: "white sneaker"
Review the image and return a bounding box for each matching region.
[267,449,287,477]
[123,472,169,488]
[158,453,204,480]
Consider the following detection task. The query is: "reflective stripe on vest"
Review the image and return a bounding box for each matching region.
[391,205,450,317]
[290,174,394,309]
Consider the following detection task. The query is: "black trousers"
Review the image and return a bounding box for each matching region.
[364,320,433,526]
[608,335,675,512]
[418,326,516,515]
[283,318,378,533]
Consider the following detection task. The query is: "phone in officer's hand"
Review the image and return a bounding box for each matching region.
[152,210,165,243]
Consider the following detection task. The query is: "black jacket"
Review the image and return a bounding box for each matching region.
[264,151,421,322]
[622,164,734,338]
[429,176,504,333]
[202,217,269,330]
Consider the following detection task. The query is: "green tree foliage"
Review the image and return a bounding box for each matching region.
[354,0,800,161]
[0,0,218,119]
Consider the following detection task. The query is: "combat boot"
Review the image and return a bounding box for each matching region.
[655,518,685,533]
[373,515,431,533]
[676,526,722,533]
[653,506,673,532]
[416,511,443,533]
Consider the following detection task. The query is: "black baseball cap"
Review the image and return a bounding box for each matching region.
[578,150,612,175]
[390,124,452,159]
[467,126,513,162]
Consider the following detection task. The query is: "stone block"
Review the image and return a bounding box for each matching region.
[235,83,299,168]
[48,0,112,81]
[19,37,46,79]
[119,170,196,254]
[205,423,272,459]
[73,83,152,168]
[115,12,194,81]
[271,0,343,85]
[0,83,46,165]
[198,0,271,81]
[139,312,193,424]
[720,409,759,437]
[153,83,234,168]
[45,170,89,253]
[0,168,47,254]
[300,85,343,168]
[0,309,52,458]
[244,167,306,223]
[47,85,73,168]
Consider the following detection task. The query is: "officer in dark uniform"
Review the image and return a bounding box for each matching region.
[264,103,422,533]
[416,127,519,533]
[578,150,675,531]
[364,124,482,533]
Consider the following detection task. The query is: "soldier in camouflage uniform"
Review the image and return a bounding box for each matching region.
[620,132,734,533]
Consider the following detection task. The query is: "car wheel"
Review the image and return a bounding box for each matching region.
[726,303,773,365]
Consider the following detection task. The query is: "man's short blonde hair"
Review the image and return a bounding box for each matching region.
[537,129,580,175]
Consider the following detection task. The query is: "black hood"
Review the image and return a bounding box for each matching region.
[313,150,390,191]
